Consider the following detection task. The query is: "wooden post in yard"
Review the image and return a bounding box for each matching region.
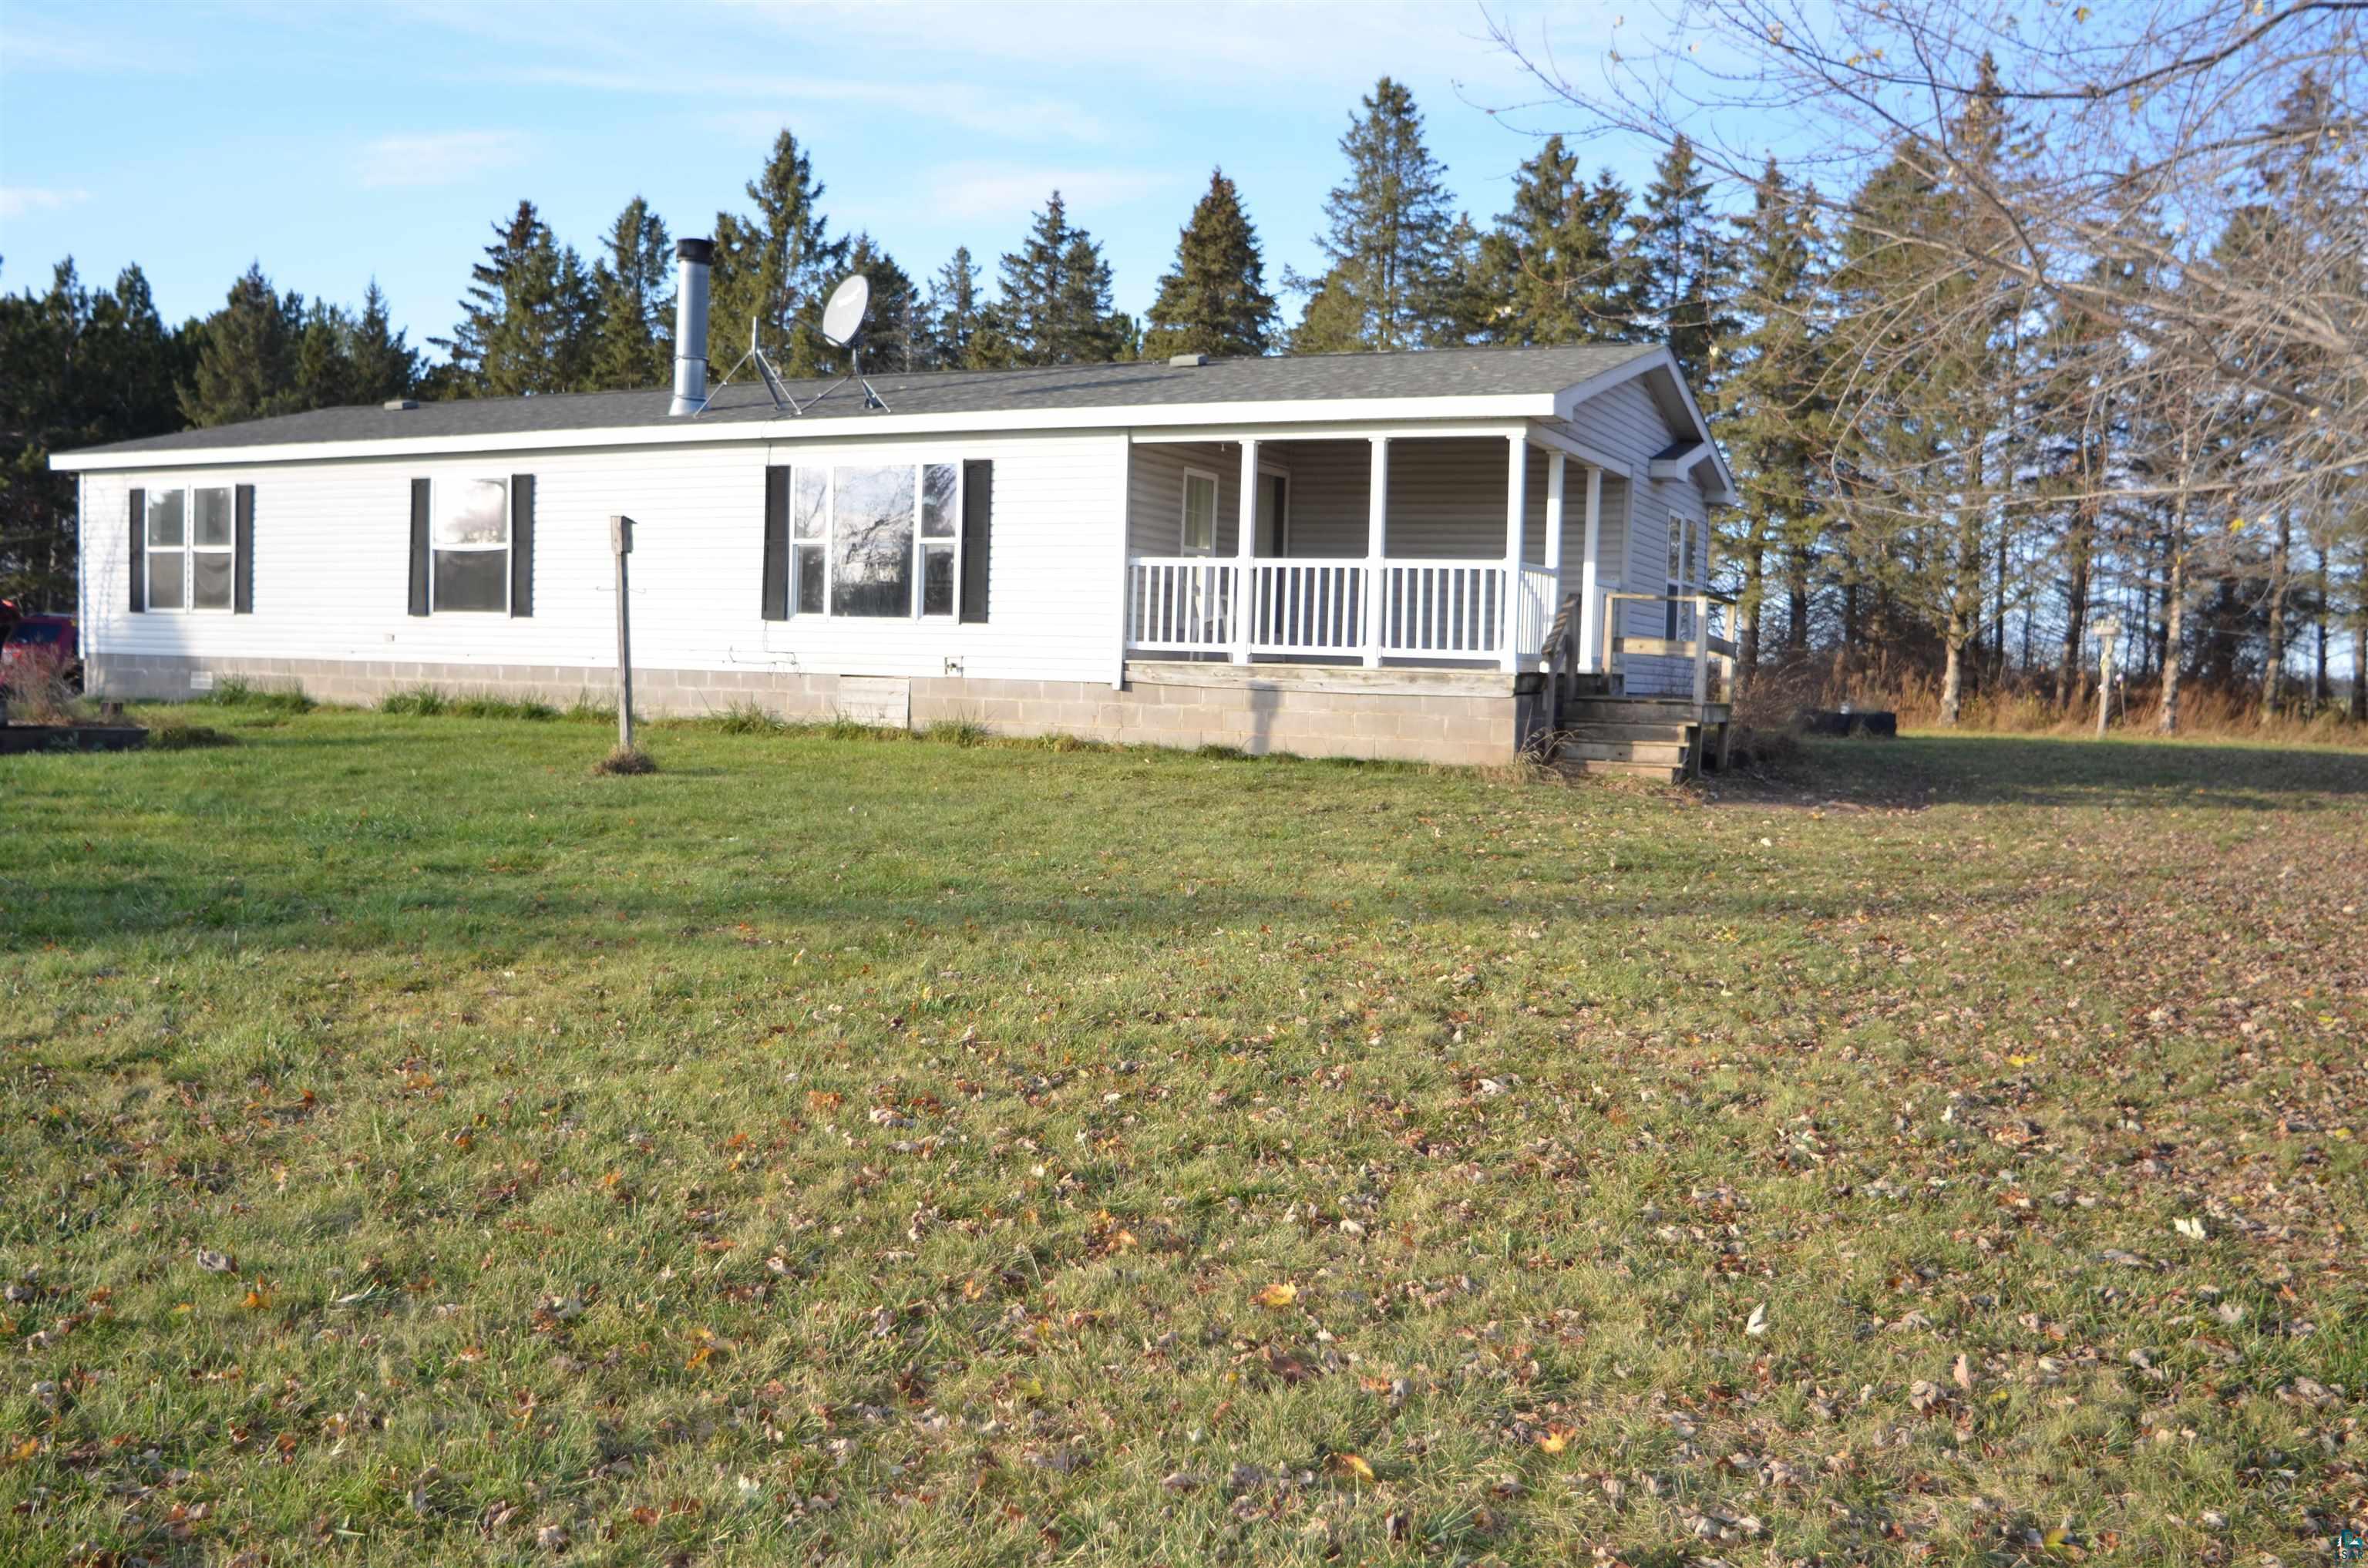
[612,513,636,751]
[2094,615,2120,739]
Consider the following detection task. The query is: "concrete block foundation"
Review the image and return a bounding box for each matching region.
[84,654,1527,767]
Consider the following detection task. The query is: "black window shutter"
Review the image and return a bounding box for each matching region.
[960,459,992,624]
[408,478,431,616]
[128,489,146,613]
[233,485,255,614]
[761,465,790,621]
[510,473,534,617]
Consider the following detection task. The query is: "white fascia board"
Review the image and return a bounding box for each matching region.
[1131,416,1540,445]
[50,391,1562,473]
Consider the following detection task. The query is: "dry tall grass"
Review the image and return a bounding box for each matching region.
[1733,656,2366,745]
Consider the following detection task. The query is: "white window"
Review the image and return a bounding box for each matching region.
[432,478,510,613]
[1180,469,1219,555]
[145,486,234,611]
[789,463,963,619]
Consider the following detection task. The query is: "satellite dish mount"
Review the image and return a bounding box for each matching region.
[697,274,889,418]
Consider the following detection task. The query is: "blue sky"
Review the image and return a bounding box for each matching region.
[0,0,1670,358]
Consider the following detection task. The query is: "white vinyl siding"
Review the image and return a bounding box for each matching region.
[79,432,1128,689]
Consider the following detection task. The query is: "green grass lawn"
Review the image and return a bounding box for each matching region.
[3,707,2363,1566]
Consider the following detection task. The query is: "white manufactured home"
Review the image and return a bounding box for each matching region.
[55,254,1737,771]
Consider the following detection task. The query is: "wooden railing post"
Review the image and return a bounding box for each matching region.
[1692,593,1710,707]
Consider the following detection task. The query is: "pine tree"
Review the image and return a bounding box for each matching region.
[1827,57,2023,723]
[347,281,420,404]
[1710,160,1829,678]
[1465,139,1640,346]
[1289,266,1367,354]
[180,263,303,426]
[432,201,598,396]
[842,233,919,372]
[707,129,847,378]
[1295,77,1459,351]
[1631,135,1739,391]
[587,196,673,391]
[920,247,993,369]
[997,193,1123,365]
[292,301,357,412]
[2,259,187,607]
[1142,170,1278,360]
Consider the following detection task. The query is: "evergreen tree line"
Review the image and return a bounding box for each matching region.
[4,70,2356,726]
[0,78,1743,611]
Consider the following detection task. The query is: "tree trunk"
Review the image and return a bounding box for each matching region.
[1738,533,1767,690]
[2057,500,2094,711]
[1784,545,1811,659]
[2352,589,2367,724]
[2314,543,2331,711]
[2156,484,2189,735]
[2262,510,2289,719]
[1939,623,1967,725]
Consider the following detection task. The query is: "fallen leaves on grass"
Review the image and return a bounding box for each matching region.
[1327,1452,1377,1486]
[1253,1281,1298,1308]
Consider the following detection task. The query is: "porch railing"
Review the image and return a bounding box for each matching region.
[1250,561,1364,655]
[1128,557,1238,653]
[1601,591,1738,704]
[1128,556,1558,666]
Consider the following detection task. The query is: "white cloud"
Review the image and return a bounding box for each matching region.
[916,163,1177,223]
[0,186,89,220]
[513,64,1106,143]
[354,130,530,190]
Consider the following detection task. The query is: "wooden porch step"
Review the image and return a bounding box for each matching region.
[1560,698,1727,724]
[1554,757,1685,782]
[1564,720,1698,743]
[1554,739,1692,765]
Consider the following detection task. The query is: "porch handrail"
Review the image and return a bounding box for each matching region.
[1600,591,1737,705]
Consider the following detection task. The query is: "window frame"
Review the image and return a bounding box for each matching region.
[788,461,965,622]
[1179,468,1219,556]
[428,476,513,615]
[143,485,237,614]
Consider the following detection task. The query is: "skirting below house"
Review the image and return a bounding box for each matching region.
[85,654,1530,766]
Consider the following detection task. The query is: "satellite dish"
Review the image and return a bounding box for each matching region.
[698,271,890,418]
[821,274,871,349]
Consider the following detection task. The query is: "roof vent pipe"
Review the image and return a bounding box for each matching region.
[670,238,714,416]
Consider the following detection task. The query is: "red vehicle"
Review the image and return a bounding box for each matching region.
[0,611,79,691]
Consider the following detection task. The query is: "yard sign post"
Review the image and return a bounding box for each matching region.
[612,514,636,752]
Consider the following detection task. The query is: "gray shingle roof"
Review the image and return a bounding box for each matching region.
[63,342,1660,458]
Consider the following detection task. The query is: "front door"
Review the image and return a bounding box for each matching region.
[1256,472,1289,556]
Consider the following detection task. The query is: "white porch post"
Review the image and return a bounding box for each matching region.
[1501,434,1526,673]
[1543,450,1566,585]
[1364,436,1389,668]
[1233,437,1260,665]
[1578,466,1603,674]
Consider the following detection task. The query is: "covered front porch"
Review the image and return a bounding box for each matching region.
[1121,426,1729,703]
